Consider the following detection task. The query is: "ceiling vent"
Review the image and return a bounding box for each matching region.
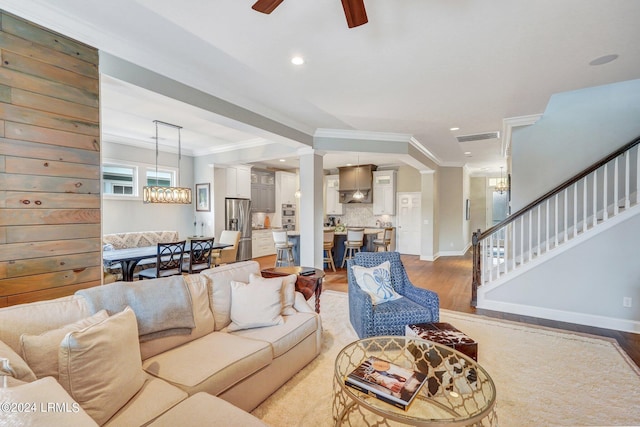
[456,131,500,143]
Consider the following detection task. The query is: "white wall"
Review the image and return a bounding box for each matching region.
[511,79,640,212]
[482,209,640,332]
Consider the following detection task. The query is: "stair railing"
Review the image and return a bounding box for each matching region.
[472,136,640,305]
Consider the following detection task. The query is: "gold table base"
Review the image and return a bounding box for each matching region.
[332,336,497,426]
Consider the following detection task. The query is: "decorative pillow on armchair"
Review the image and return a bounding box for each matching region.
[351,260,403,305]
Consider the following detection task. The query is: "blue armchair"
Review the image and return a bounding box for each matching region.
[347,251,439,338]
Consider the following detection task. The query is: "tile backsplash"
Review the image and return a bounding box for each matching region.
[329,204,394,227]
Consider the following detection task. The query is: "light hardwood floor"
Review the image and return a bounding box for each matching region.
[255,252,640,368]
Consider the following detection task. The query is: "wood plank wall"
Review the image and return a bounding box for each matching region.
[0,11,101,307]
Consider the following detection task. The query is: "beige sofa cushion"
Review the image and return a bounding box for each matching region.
[104,374,188,427]
[139,274,215,360]
[227,279,284,332]
[59,307,145,426]
[0,340,36,382]
[201,261,261,331]
[20,310,109,380]
[142,332,272,396]
[0,377,98,426]
[148,392,269,427]
[230,312,319,358]
[248,273,297,316]
[0,295,90,353]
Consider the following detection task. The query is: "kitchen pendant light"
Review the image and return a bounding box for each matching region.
[143,120,192,204]
[353,155,365,200]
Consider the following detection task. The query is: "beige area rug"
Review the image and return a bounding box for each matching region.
[252,290,640,426]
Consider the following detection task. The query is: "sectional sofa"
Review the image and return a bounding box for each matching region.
[0,261,322,426]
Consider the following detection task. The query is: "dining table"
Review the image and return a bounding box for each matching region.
[103,242,232,281]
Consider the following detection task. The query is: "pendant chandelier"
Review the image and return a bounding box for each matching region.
[143,120,192,204]
[495,166,508,194]
[353,155,365,200]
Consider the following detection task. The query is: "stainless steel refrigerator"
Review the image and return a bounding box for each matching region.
[225,198,252,261]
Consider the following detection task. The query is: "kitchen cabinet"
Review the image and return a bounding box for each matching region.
[276,171,298,206]
[373,170,397,215]
[251,170,275,212]
[251,229,276,258]
[226,165,252,198]
[324,174,343,215]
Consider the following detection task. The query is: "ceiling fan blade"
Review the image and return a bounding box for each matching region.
[341,0,368,28]
[252,0,284,14]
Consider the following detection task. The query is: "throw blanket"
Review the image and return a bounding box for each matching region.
[77,276,196,342]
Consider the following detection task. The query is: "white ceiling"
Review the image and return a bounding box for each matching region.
[2,0,640,174]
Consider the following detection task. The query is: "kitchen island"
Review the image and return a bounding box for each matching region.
[287,228,385,267]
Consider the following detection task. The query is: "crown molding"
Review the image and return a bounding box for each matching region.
[502,114,542,157]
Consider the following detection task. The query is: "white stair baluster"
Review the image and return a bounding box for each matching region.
[593,169,598,228]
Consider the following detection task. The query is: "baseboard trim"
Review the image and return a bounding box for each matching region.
[476,298,640,334]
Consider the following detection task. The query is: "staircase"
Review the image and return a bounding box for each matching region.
[472,136,640,306]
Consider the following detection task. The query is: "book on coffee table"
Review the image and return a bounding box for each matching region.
[344,356,427,410]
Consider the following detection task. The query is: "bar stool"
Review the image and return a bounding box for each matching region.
[373,227,393,252]
[341,228,364,268]
[272,229,295,267]
[323,230,336,272]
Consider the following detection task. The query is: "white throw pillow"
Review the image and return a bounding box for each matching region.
[227,280,284,331]
[248,273,297,315]
[351,260,403,305]
[58,307,144,426]
[20,310,109,380]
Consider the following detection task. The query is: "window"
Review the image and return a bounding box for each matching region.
[103,164,136,196]
[102,160,179,200]
[146,169,174,187]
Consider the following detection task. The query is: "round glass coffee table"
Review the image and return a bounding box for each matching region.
[333,336,497,426]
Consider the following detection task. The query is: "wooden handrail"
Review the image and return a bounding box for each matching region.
[477,135,640,241]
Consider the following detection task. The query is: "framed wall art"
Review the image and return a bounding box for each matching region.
[196,183,210,212]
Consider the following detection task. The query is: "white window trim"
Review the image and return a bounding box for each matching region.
[102,158,179,201]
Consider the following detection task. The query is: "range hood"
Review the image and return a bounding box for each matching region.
[338,164,377,203]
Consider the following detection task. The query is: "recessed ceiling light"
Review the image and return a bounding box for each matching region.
[464,151,471,155]
[279,159,286,162]
[589,54,618,66]
[291,56,304,65]
[450,127,460,131]
[346,163,353,166]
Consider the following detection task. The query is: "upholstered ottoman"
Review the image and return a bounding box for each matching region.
[405,322,478,361]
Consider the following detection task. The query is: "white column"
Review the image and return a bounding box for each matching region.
[298,148,324,268]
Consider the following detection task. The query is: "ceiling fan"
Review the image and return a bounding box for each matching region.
[251,0,368,28]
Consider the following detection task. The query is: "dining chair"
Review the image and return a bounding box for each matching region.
[181,238,214,274]
[323,230,336,272]
[341,228,364,268]
[272,229,295,267]
[138,240,186,279]
[211,231,241,266]
[373,227,394,252]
